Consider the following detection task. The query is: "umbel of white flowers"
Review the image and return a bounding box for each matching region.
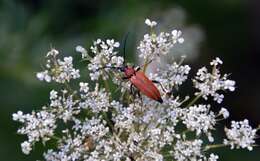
[13,19,258,161]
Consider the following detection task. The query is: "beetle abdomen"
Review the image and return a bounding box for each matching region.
[130,71,163,103]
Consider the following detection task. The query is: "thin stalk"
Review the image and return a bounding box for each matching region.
[256,125,260,131]
[103,78,111,93]
[51,135,61,141]
[142,58,149,73]
[102,112,114,133]
[204,144,227,151]
[64,81,80,100]
[186,94,202,107]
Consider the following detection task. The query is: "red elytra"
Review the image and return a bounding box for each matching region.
[123,66,163,103]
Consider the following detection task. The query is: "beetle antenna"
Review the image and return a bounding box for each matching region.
[94,66,123,72]
[122,32,130,65]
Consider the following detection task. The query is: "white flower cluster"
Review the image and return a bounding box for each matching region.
[150,61,191,93]
[138,20,184,61]
[13,110,57,155]
[193,57,236,103]
[87,39,123,80]
[36,49,80,83]
[49,89,80,123]
[174,139,203,161]
[224,119,257,151]
[13,19,258,161]
[181,105,216,141]
[79,83,111,113]
[174,139,220,161]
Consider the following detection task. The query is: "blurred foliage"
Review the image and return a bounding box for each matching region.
[0,0,259,160]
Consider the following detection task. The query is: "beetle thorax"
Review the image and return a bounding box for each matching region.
[124,67,135,78]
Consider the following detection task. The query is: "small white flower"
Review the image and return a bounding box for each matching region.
[210,57,223,66]
[208,153,219,161]
[36,70,51,82]
[12,111,24,122]
[172,30,184,44]
[224,80,236,91]
[76,45,88,59]
[145,18,157,27]
[79,82,89,93]
[50,90,58,100]
[219,108,229,119]
[21,141,32,155]
[46,49,59,57]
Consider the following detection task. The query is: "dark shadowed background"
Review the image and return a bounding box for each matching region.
[0,0,259,160]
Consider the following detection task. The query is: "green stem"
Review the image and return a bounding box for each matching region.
[64,81,73,93]
[186,94,202,107]
[64,81,80,99]
[103,78,110,93]
[103,112,114,133]
[256,125,260,131]
[204,144,227,151]
[51,135,61,141]
[142,58,149,73]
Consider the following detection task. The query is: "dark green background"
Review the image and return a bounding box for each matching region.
[0,0,259,160]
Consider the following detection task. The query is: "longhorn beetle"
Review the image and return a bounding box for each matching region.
[98,34,165,103]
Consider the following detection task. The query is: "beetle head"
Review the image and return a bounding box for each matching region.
[124,66,135,78]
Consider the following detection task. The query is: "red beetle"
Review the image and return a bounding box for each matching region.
[103,65,163,103]
[120,66,163,103]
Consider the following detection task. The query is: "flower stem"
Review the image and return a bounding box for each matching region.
[142,58,149,73]
[64,81,80,99]
[102,112,114,133]
[204,144,227,151]
[103,78,111,93]
[51,135,61,141]
[186,94,202,107]
[256,125,260,131]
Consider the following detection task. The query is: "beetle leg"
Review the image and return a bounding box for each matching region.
[122,76,130,80]
[152,80,170,94]
[130,84,134,95]
[137,90,143,104]
[135,66,141,71]
[140,59,153,68]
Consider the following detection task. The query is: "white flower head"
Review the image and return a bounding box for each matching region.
[88,39,122,80]
[76,45,88,59]
[181,104,216,137]
[193,57,235,103]
[21,141,32,155]
[149,62,191,93]
[36,49,80,83]
[224,119,257,151]
[174,139,203,161]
